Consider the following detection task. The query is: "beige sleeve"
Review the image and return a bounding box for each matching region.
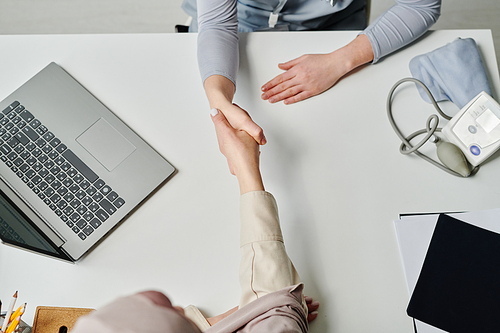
[238,191,302,309]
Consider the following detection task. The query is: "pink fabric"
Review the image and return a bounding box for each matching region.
[70,294,201,333]
[70,285,307,333]
[206,284,308,333]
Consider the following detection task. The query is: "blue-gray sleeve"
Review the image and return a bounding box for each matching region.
[197,0,239,86]
[361,0,441,63]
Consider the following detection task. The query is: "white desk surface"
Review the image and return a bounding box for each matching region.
[0,30,499,332]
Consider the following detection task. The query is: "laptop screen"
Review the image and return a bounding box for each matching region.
[0,188,71,261]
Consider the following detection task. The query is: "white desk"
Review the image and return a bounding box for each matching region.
[0,30,499,332]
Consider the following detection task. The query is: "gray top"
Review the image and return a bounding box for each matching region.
[183,0,441,85]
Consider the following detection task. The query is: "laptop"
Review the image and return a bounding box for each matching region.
[0,62,175,262]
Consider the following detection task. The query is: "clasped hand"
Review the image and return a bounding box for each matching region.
[211,109,264,194]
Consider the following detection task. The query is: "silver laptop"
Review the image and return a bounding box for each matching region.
[0,62,175,262]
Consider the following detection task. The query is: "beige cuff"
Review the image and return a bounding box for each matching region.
[184,305,211,332]
[240,191,283,247]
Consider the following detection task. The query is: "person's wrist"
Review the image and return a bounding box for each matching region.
[236,165,264,194]
[238,176,265,194]
[327,48,354,79]
[344,34,374,68]
[204,75,235,109]
[330,35,374,75]
[209,98,233,112]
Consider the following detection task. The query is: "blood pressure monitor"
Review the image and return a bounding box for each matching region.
[443,91,500,167]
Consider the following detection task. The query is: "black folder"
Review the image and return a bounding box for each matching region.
[407,214,500,332]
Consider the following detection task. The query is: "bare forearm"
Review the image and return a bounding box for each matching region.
[204,75,235,110]
[236,165,264,195]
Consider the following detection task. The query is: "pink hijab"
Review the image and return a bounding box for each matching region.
[71,293,201,333]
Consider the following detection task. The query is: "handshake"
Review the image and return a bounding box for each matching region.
[210,107,265,195]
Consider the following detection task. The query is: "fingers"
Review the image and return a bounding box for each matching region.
[210,108,232,159]
[210,108,229,129]
[277,56,303,70]
[261,55,304,93]
[210,108,231,150]
[283,90,314,105]
[265,84,302,104]
[307,311,319,323]
[305,296,320,323]
[243,118,267,145]
[229,104,267,145]
[307,300,320,312]
[261,58,308,104]
[263,82,314,105]
[211,105,266,146]
[261,77,298,102]
[261,69,296,94]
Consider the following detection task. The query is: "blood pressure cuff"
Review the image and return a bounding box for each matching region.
[409,38,492,109]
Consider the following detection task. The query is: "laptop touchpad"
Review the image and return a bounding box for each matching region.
[77,118,136,171]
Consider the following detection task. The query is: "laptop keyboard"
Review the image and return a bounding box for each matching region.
[0,101,126,241]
